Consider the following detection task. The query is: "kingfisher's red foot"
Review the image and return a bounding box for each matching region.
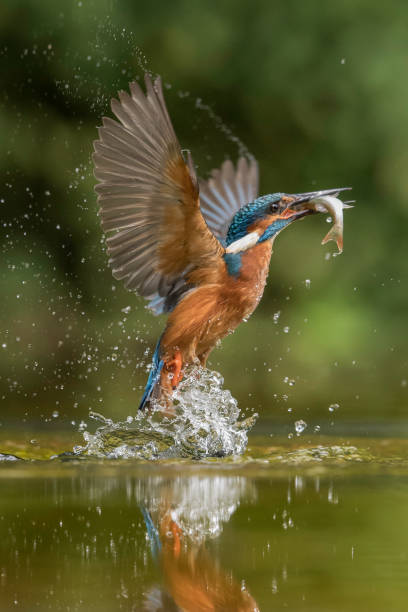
[170,350,183,389]
[163,350,183,391]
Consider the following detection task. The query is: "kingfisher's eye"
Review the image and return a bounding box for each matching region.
[269,202,280,213]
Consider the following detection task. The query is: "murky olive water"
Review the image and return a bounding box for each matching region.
[1,435,408,611]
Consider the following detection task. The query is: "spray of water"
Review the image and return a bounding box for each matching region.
[74,366,257,460]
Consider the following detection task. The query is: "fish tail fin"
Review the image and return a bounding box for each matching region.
[138,336,164,411]
[321,227,343,253]
[321,227,334,245]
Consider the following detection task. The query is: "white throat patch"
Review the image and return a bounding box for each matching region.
[225,231,260,254]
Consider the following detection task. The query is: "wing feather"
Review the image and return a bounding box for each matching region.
[93,74,223,314]
[199,157,259,241]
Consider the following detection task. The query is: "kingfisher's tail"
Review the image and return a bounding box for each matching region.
[138,336,164,411]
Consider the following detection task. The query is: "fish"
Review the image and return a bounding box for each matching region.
[308,195,353,255]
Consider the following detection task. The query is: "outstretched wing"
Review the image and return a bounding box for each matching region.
[93,74,223,314]
[199,157,259,243]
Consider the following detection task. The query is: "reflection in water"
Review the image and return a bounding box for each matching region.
[2,466,408,610]
[0,469,258,610]
[139,476,259,611]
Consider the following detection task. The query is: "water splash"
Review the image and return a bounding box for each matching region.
[0,453,21,462]
[73,367,257,460]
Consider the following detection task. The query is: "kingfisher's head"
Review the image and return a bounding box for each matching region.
[225,188,350,254]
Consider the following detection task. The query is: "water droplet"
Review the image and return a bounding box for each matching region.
[295,419,307,435]
[52,410,59,418]
[304,279,311,289]
[283,326,290,334]
[78,421,87,431]
[328,403,339,413]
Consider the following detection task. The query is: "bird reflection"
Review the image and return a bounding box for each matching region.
[141,475,259,611]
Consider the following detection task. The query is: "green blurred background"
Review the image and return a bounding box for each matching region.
[1,0,407,434]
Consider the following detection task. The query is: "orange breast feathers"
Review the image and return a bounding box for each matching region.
[237,239,273,286]
[160,240,273,363]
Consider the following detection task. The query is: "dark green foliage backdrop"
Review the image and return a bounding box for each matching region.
[1,0,407,431]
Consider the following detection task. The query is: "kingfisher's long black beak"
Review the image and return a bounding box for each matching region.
[290,187,352,206]
[279,187,352,220]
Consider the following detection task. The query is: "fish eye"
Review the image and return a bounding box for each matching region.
[269,202,280,213]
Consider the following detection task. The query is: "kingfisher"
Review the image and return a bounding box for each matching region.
[93,73,350,410]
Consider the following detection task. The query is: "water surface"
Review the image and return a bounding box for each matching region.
[1,435,408,611]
